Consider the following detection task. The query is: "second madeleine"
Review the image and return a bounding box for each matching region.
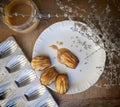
[40,67,58,85]
[31,56,51,71]
[50,45,79,69]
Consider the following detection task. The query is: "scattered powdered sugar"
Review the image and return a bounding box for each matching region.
[56,0,120,88]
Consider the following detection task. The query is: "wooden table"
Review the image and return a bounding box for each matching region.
[0,0,120,107]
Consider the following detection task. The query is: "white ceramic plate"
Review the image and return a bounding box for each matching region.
[32,20,106,94]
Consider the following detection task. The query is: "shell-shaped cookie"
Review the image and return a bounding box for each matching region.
[56,74,69,94]
[40,67,58,85]
[31,56,51,71]
[57,48,79,69]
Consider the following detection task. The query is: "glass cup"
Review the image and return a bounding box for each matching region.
[0,0,41,33]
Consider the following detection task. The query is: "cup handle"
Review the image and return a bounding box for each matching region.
[0,2,4,16]
[37,9,50,22]
[0,3,3,12]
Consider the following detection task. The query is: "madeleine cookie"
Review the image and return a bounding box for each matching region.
[56,74,69,94]
[50,45,79,69]
[40,67,58,85]
[57,48,79,69]
[31,56,51,70]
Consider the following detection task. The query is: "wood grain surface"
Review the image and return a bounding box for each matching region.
[0,0,120,107]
